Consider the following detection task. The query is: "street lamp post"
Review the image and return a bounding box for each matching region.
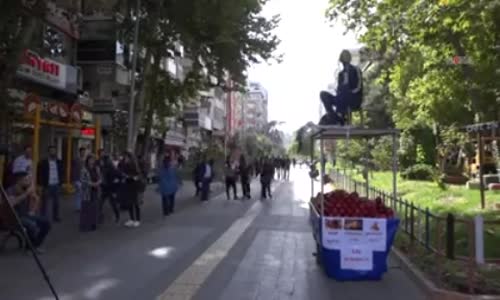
[127,0,141,152]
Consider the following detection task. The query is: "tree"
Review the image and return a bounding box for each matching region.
[115,0,281,151]
[327,0,500,168]
[0,0,48,143]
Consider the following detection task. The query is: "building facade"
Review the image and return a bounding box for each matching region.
[2,1,101,189]
[230,81,269,133]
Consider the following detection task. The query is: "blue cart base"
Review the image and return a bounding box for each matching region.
[310,203,400,281]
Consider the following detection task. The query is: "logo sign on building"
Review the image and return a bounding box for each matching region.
[24,93,71,120]
[17,50,67,91]
[71,103,83,123]
[24,93,41,115]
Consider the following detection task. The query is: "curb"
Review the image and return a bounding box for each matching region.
[391,248,500,300]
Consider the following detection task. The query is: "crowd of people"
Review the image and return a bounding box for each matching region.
[0,146,183,253]
[219,155,294,201]
[0,144,297,253]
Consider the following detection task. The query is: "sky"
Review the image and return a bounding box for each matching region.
[248,0,361,134]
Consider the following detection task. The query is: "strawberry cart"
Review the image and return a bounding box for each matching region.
[308,126,400,281]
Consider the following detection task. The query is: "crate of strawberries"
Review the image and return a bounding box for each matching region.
[309,189,400,281]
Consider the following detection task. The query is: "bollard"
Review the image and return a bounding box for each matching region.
[446,213,455,259]
[404,200,409,233]
[425,207,430,251]
[410,203,415,242]
[474,215,485,264]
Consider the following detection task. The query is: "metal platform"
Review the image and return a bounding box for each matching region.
[311,125,400,139]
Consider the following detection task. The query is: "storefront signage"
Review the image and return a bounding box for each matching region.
[82,111,93,123]
[81,128,95,136]
[17,50,66,90]
[24,93,81,123]
[70,103,83,123]
[322,218,387,252]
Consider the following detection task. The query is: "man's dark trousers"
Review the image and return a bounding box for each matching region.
[201,178,211,201]
[42,185,60,221]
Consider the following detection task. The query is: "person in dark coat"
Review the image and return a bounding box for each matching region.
[224,157,238,200]
[37,146,64,223]
[319,49,363,125]
[99,155,121,223]
[198,158,215,202]
[239,155,251,199]
[119,152,142,227]
[193,159,204,197]
[260,158,274,200]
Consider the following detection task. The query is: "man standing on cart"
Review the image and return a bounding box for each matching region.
[319,49,363,126]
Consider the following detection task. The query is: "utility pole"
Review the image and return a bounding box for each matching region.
[241,93,246,140]
[127,0,141,152]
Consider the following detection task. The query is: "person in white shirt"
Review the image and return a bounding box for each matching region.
[12,145,33,175]
[37,146,63,223]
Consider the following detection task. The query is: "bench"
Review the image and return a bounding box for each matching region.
[0,201,27,251]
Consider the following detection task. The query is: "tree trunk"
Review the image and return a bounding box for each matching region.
[141,51,161,157]
[130,48,152,152]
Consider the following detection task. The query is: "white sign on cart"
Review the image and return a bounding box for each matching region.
[322,217,387,252]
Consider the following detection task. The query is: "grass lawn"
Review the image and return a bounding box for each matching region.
[346,170,500,216]
[338,169,500,259]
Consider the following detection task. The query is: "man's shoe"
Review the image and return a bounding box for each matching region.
[133,221,141,227]
[124,220,135,227]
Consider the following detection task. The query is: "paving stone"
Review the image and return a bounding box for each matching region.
[193,169,427,300]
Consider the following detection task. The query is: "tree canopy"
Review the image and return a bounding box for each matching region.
[326,0,500,168]
[113,0,281,149]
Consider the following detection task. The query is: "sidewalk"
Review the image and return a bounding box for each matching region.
[2,180,225,252]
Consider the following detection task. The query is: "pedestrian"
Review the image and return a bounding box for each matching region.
[260,158,274,200]
[12,145,33,175]
[119,152,142,227]
[2,171,50,253]
[80,154,102,232]
[72,147,87,212]
[158,152,182,217]
[37,146,63,223]
[193,159,204,197]
[199,158,215,202]
[99,155,121,224]
[224,157,238,200]
[239,155,251,199]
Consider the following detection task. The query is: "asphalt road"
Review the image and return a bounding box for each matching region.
[0,168,426,300]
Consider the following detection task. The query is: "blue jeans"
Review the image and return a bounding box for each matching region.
[42,185,61,221]
[20,215,51,248]
[73,181,82,211]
